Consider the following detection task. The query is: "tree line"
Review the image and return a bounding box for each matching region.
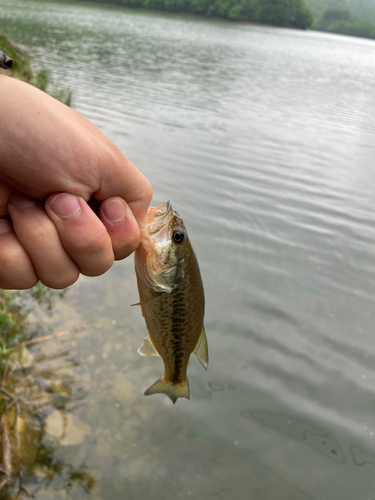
[314,8,375,39]
[93,0,314,29]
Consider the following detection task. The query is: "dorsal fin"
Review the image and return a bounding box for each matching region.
[193,325,208,370]
[138,335,160,356]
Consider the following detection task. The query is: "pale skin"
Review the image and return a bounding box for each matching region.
[0,75,153,290]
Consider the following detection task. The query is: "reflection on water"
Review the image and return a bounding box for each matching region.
[350,446,375,467]
[241,409,346,464]
[0,326,92,499]
[1,0,375,498]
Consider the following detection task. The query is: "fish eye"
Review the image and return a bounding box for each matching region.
[173,230,184,244]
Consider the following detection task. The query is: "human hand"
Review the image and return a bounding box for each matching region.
[0,75,152,290]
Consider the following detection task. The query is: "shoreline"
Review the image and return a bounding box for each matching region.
[57,0,311,30]
[53,0,375,41]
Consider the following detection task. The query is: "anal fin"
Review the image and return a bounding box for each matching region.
[138,335,160,356]
[193,325,209,370]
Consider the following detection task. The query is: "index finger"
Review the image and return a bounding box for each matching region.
[91,145,153,226]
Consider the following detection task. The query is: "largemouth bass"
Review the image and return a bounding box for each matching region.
[134,201,208,403]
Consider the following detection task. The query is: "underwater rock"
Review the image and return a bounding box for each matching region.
[110,372,135,404]
[9,344,35,369]
[45,410,91,446]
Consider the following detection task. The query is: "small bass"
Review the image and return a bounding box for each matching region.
[134,201,208,403]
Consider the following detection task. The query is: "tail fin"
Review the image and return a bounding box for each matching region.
[144,376,190,404]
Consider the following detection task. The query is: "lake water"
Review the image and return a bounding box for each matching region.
[1,1,375,498]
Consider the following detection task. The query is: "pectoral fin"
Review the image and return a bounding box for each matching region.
[131,292,145,317]
[193,325,209,370]
[131,293,163,308]
[138,335,160,356]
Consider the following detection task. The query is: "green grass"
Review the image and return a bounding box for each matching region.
[0,33,73,106]
[34,68,74,106]
[0,34,33,83]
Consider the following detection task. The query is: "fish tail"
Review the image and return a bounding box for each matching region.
[144,376,190,404]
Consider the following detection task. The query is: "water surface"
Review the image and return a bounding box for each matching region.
[1,1,375,498]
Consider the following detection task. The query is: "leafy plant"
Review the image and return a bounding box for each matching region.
[34,68,73,106]
[0,290,27,374]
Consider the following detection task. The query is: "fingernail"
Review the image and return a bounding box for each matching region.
[0,219,12,234]
[10,192,36,210]
[102,199,126,224]
[48,193,82,220]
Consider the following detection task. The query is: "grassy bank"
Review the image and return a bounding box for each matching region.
[0,33,72,105]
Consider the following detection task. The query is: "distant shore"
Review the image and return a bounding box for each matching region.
[58,0,313,30]
[58,0,375,41]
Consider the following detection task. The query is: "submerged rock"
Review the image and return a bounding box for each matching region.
[45,410,91,446]
[110,372,135,404]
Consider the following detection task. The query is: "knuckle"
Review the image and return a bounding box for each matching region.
[81,253,114,277]
[0,277,38,290]
[0,244,25,270]
[0,246,37,290]
[70,227,114,276]
[41,270,79,290]
[73,226,111,258]
[22,277,40,290]
[13,208,57,244]
[31,225,56,244]
[0,267,38,290]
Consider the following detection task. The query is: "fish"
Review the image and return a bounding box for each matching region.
[134,201,208,403]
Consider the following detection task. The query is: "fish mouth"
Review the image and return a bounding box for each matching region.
[139,201,175,249]
[143,201,173,228]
